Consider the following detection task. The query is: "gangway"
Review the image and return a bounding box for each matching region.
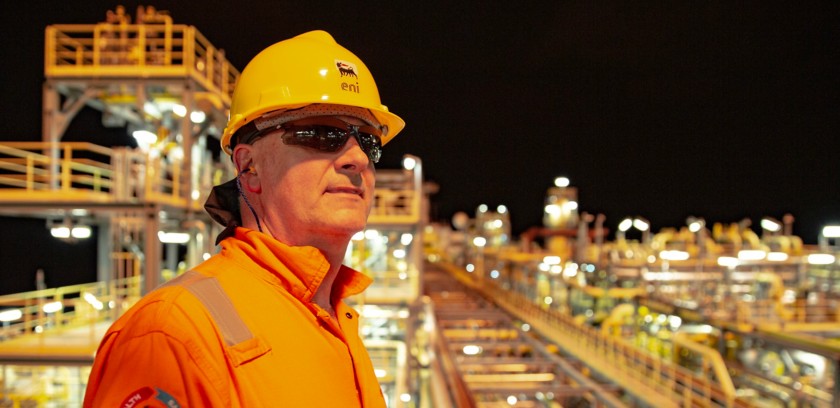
[431,260,766,407]
[423,263,631,407]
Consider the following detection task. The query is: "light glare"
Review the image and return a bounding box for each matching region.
[808,253,836,265]
[0,309,23,322]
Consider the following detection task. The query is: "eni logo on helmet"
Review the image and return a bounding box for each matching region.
[336,60,360,94]
[335,60,358,78]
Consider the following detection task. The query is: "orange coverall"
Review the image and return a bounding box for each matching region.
[84,228,387,407]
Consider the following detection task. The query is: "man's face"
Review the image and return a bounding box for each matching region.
[244,115,376,248]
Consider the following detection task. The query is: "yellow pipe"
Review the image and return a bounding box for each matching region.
[673,331,735,402]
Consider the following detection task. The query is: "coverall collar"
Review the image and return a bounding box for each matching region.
[220,227,372,303]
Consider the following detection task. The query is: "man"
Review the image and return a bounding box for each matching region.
[84,30,405,407]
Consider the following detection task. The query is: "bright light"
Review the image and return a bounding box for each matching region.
[0,309,22,322]
[400,394,411,403]
[738,250,767,261]
[490,270,500,279]
[554,176,570,187]
[132,129,157,148]
[402,156,417,170]
[550,265,562,274]
[83,293,104,310]
[463,345,482,355]
[170,146,185,161]
[473,236,487,247]
[477,204,488,213]
[822,226,840,238]
[50,226,70,238]
[158,231,190,244]
[351,231,365,241]
[400,233,413,246]
[563,263,579,277]
[189,111,207,123]
[717,256,739,268]
[202,252,212,261]
[767,252,789,262]
[319,68,329,76]
[538,262,550,272]
[564,201,579,211]
[633,218,650,231]
[544,204,561,216]
[364,229,381,240]
[143,101,161,118]
[191,189,200,200]
[808,253,836,265]
[70,225,91,238]
[507,395,518,405]
[618,218,633,232]
[544,296,553,305]
[393,249,406,259]
[43,301,63,314]
[497,204,508,214]
[51,225,91,239]
[374,369,387,378]
[688,221,702,233]
[669,315,682,330]
[465,264,475,272]
[660,250,690,261]
[172,104,187,117]
[761,218,782,232]
[71,226,91,239]
[543,256,561,265]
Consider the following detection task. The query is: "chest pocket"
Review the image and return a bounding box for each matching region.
[167,271,272,367]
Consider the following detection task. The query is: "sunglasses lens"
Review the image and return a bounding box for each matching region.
[356,132,382,163]
[282,124,382,163]
[283,126,345,152]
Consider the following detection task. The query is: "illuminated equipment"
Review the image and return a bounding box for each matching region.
[543,179,579,229]
[475,204,511,247]
[221,30,405,154]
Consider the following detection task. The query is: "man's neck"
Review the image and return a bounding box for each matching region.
[312,262,341,318]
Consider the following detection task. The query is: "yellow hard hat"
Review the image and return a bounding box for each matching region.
[221,30,405,155]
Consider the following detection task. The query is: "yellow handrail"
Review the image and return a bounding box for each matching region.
[0,275,142,341]
[439,261,751,408]
[45,21,240,101]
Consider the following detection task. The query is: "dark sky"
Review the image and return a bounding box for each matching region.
[2,1,839,249]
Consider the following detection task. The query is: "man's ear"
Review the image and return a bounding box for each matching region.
[232,145,262,193]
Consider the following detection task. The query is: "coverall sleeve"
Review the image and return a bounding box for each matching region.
[83,300,229,407]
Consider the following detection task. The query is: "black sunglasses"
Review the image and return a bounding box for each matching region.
[279,116,383,163]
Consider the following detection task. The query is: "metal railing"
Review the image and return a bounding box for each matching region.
[0,142,207,210]
[0,142,113,194]
[440,261,756,408]
[0,275,141,342]
[44,21,239,103]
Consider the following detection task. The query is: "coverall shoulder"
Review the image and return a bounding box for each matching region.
[84,228,386,408]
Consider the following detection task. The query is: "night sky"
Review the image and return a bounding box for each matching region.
[1,2,839,291]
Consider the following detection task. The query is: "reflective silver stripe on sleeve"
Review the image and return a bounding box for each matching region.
[177,271,254,347]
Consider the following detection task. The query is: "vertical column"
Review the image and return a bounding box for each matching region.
[181,85,194,209]
[42,82,61,189]
[144,206,161,294]
[97,221,112,284]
